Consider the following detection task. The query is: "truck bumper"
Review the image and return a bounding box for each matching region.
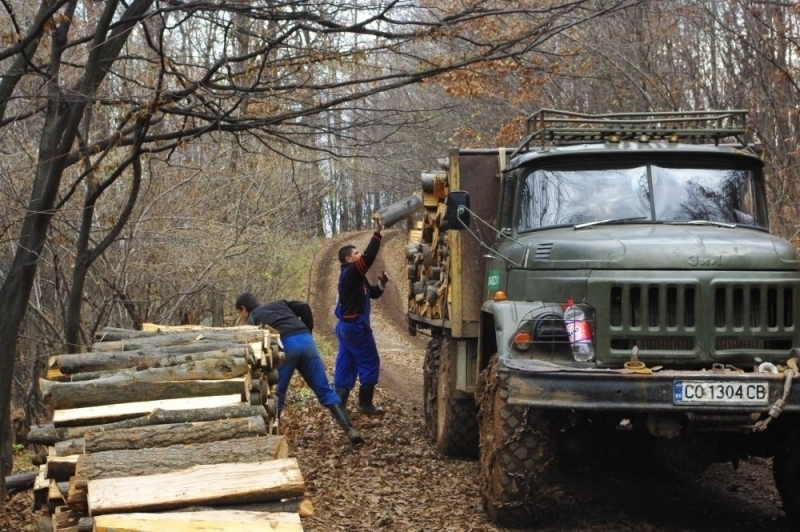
[503,358,800,414]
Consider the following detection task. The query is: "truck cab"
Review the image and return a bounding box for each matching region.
[408,110,800,527]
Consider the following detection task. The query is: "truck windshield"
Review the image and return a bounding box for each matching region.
[516,165,765,231]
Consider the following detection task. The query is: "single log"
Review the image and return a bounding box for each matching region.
[87,458,305,515]
[43,357,247,398]
[50,343,251,375]
[93,510,303,532]
[141,323,262,333]
[83,416,267,453]
[28,404,267,445]
[53,394,244,427]
[46,455,79,481]
[5,470,38,493]
[50,355,248,386]
[54,438,84,457]
[97,324,259,339]
[91,330,264,352]
[42,376,249,410]
[75,435,287,479]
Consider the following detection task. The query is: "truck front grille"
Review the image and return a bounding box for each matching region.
[603,281,795,360]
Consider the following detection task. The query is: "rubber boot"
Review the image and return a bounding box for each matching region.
[358,384,384,416]
[336,387,350,409]
[328,403,364,445]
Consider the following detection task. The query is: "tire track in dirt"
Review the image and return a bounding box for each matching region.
[309,229,427,407]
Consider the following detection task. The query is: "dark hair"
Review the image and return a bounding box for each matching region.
[235,292,260,312]
[338,245,356,265]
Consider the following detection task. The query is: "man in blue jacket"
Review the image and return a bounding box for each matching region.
[333,218,390,416]
[235,293,363,444]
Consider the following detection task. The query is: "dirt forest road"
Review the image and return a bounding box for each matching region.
[287,229,792,532]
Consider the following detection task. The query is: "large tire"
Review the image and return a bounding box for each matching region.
[423,336,479,458]
[477,355,560,527]
[422,337,441,441]
[773,415,800,526]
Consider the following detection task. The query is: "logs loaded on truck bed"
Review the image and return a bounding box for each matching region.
[22,324,310,532]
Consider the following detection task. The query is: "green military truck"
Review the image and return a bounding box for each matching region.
[406,110,800,527]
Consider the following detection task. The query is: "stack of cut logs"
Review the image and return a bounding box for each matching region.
[26,324,308,532]
[407,171,451,321]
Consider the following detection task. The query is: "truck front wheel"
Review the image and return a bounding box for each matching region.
[423,336,478,458]
[773,415,800,526]
[477,355,561,527]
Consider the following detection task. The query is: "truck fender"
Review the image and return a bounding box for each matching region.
[479,299,564,371]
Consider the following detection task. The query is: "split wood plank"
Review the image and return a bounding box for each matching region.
[33,465,48,508]
[93,510,303,532]
[53,394,244,427]
[87,458,305,515]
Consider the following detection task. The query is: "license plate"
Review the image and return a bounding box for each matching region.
[673,380,769,405]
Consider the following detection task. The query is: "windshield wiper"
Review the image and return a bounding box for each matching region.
[574,217,649,230]
[668,220,737,229]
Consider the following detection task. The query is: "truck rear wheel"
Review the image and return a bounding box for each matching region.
[422,336,478,458]
[772,415,800,526]
[477,355,560,527]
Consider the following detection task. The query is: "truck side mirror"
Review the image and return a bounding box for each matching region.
[446,190,471,230]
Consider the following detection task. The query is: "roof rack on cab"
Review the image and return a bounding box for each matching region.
[510,109,749,158]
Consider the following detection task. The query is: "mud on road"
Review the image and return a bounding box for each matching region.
[293,229,791,532]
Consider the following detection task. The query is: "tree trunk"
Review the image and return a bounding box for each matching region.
[83,416,267,453]
[87,458,305,515]
[210,290,225,327]
[28,404,267,445]
[76,435,286,479]
[0,0,157,497]
[42,376,249,410]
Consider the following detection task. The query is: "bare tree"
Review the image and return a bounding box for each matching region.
[0,0,640,491]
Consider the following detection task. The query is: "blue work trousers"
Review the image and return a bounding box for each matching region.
[333,317,380,390]
[277,332,339,413]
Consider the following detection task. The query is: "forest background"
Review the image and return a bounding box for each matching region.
[1,0,800,496]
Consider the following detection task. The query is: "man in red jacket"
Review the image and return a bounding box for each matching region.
[333,218,390,415]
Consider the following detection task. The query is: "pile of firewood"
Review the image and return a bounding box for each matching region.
[25,325,308,532]
[407,170,451,321]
